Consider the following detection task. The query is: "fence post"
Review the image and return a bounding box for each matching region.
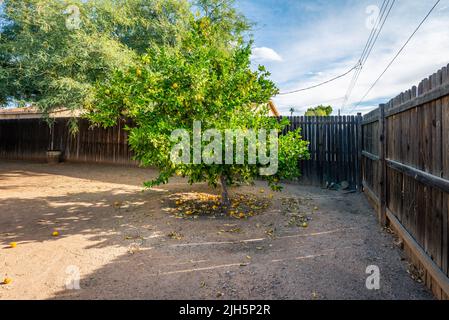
[379,104,387,226]
[356,113,363,191]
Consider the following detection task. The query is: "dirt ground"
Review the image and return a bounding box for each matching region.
[0,161,432,300]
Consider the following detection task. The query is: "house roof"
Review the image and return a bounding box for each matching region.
[0,107,81,120]
[268,100,280,117]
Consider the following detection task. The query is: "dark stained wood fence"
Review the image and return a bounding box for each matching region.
[0,118,137,165]
[361,64,449,299]
[283,115,362,189]
[0,115,363,189]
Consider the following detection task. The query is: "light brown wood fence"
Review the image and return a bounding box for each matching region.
[361,64,449,299]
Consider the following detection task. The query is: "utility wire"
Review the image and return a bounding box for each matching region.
[277,64,359,95]
[341,0,395,111]
[278,1,392,97]
[348,0,441,114]
[342,0,389,110]
[347,0,392,95]
[359,0,389,65]
[361,0,395,66]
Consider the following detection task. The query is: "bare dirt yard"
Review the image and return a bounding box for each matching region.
[0,161,432,300]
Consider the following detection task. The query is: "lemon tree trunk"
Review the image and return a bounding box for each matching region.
[220,174,231,209]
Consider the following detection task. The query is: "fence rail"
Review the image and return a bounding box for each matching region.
[361,63,449,299]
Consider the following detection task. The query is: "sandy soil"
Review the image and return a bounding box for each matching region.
[0,161,432,300]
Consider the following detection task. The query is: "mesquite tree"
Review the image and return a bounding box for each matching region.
[0,0,190,113]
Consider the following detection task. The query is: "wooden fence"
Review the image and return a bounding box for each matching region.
[284,115,362,188]
[2,72,447,299]
[361,64,449,299]
[0,115,363,189]
[0,118,136,165]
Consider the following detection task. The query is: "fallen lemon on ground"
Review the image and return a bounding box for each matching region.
[9,242,17,248]
[2,278,12,285]
[302,222,308,228]
[52,231,59,237]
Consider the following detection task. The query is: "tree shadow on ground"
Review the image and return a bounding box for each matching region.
[0,160,157,187]
[0,160,223,248]
[0,188,156,248]
[0,161,433,300]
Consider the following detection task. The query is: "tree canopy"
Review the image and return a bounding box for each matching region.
[0,0,192,111]
[304,105,333,117]
[88,9,309,206]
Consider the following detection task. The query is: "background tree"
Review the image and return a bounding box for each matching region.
[89,11,309,208]
[305,105,333,117]
[289,107,295,116]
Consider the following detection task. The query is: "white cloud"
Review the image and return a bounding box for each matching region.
[243,1,449,116]
[251,47,283,62]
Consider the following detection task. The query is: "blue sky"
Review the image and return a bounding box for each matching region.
[2,1,449,115]
[237,0,449,115]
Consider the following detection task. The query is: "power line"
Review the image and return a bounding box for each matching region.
[349,0,394,93]
[342,0,390,109]
[348,0,441,113]
[341,0,395,111]
[361,0,395,66]
[277,1,392,97]
[277,64,359,95]
[359,0,389,65]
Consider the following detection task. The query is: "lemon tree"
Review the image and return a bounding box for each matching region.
[89,6,309,208]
